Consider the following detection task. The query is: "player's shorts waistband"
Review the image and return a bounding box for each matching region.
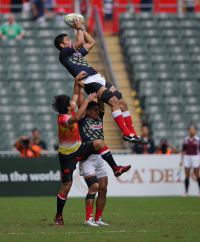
[83,74,106,86]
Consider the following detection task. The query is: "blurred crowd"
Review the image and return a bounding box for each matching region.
[132,124,180,155]
[14,129,47,157]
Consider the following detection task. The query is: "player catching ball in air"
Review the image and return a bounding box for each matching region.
[180,125,200,196]
[52,72,131,226]
[54,17,147,145]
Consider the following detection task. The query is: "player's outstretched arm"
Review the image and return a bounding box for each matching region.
[72,71,87,106]
[83,30,96,51]
[73,18,85,50]
[78,84,85,109]
[68,93,97,125]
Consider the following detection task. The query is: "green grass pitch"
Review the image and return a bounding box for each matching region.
[0,197,200,242]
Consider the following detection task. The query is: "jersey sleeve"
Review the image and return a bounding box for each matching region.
[78,46,89,57]
[61,44,76,56]
[99,110,104,120]
[78,114,86,125]
[59,115,71,128]
[182,139,186,152]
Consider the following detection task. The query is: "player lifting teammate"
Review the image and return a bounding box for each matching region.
[54,18,147,145]
[77,81,131,226]
[52,72,131,226]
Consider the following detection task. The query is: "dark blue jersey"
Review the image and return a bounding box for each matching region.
[59,45,98,78]
[78,111,104,144]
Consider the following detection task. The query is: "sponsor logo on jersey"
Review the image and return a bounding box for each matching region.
[73,53,82,57]
[89,124,103,130]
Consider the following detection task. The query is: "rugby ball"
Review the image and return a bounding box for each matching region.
[64,13,85,27]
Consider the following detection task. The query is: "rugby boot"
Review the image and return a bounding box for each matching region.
[114,165,131,177]
[54,215,64,226]
[84,217,99,226]
[123,134,143,144]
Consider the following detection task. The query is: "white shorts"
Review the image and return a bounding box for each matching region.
[83,74,106,86]
[184,155,200,168]
[79,155,108,179]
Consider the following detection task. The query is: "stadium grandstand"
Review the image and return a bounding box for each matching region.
[0,0,200,154]
[0,1,200,240]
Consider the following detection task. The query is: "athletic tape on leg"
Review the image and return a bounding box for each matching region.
[86,193,96,200]
[113,90,122,100]
[86,176,98,188]
[101,89,114,104]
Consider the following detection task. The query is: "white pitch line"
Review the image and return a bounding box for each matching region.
[139,212,200,215]
[0,230,126,235]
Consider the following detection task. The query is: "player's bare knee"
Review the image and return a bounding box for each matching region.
[93,139,106,150]
[109,96,119,108]
[98,187,107,195]
[89,183,99,193]
[62,182,71,194]
[119,98,128,110]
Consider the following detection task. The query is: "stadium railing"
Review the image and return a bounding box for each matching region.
[0,149,132,158]
[93,6,119,90]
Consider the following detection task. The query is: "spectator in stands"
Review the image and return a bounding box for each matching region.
[55,8,65,22]
[45,0,56,19]
[0,14,25,41]
[104,0,114,32]
[80,0,88,31]
[14,136,41,157]
[140,0,153,12]
[181,0,200,12]
[32,128,47,150]
[132,124,156,154]
[30,0,45,22]
[22,0,32,13]
[11,0,23,13]
[156,138,179,154]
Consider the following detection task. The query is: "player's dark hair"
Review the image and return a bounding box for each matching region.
[32,128,39,133]
[142,123,149,128]
[54,33,68,51]
[188,124,197,130]
[52,95,71,114]
[86,101,98,110]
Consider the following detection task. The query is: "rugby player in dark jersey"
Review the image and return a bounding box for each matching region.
[77,82,131,226]
[54,18,147,145]
[53,72,131,226]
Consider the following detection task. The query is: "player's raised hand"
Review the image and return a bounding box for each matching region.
[87,93,98,102]
[75,71,87,81]
[74,17,83,29]
[78,81,85,88]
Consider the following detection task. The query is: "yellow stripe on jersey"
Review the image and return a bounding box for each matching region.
[58,141,81,155]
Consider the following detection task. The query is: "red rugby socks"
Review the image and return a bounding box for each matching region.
[123,111,137,135]
[112,110,131,136]
[95,208,103,221]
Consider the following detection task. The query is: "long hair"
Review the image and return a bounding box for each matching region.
[52,95,71,114]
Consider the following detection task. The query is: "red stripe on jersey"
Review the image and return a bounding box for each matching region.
[64,169,70,173]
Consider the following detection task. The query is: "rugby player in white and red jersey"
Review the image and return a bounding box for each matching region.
[54,18,146,145]
[180,125,200,196]
[52,72,131,226]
